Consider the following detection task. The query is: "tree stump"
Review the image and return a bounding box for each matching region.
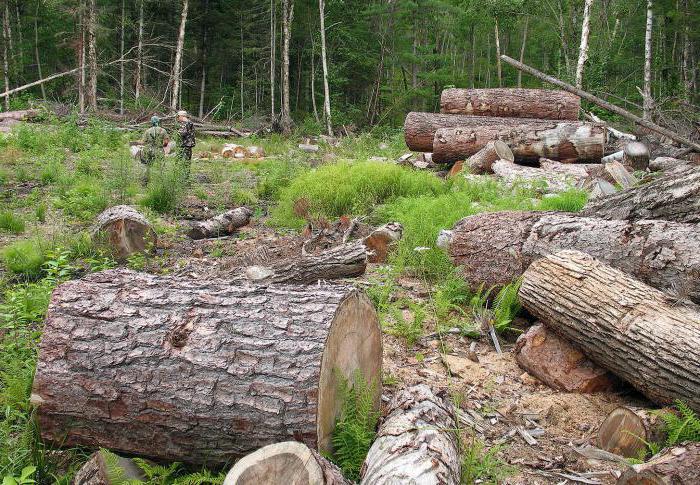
[622,141,650,172]
[360,385,461,485]
[440,88,580,120]
[597,407,668,459]
[519,250,700,411]
[31,269,383,466]
[91,205,156,261]
[617,443,700,485]
[223,441,351,485]
[187,207,253,239]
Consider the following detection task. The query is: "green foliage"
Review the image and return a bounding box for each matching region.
[2,466,36,485]
[536,189,589,212]
[1,240,48,280]
[141,159,187,214]
[461,439,515,484]
[492,279,523,333]
[0,212,25,234]
[658,400,700,447]
[53,177,109,220]
[384,300,427,347]
[331,371,380,481]
[34,204,46,223]
[254,157,309,202]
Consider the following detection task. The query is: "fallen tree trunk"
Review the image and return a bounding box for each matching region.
[492,160,585,192]
[91,205,157,260]
[617,443,700,485]
[360,385,460,485]
[447,211,700,303]
[648,157,697,172]
[444,140,513,173]
[187,207,253,239]
[440,88,581,120]
[223,441,350,485]
[597,406,668,459]
[404,112,605,161]
[519,250,700,411]
[582,165,700,223]
[32,269,383,466]
[514,324,619,393]
[0,109,41,121]
[222,144,247,158]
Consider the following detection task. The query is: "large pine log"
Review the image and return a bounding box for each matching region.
[519,250,700,411]
[440,88,581,120]
[223,441,351,485]
[617,443,700,485]
[582,165,700,223]
[91,205,157,261]
[447,211,700,303]
[404,112,605,161]
[491,160,585,192]
[31,269,383,466]
[187,207,253,239]
[360,385,460,485]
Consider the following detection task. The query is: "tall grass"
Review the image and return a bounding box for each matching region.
[0,212,25,234]
[141,159,187,214]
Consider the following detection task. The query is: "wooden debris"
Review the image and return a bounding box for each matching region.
[519,250,700,411]
[516,426,539,445]
[363,222,403,263]
[648,157,696,172]
[299,143,320,153]
[622,142,650,171]
[91,205,156,261]
[589,178,618,199]
[605,161,638,189]
[187,207,252,239]
[360,385,460,485]
[617,443,700,485]
[222,143,247,158]
[492,160,585,193]
[597,407,668,458]
[223,441,351,485]
[246,145,265,158]
[31,270,382,465]
[573,445,629,464]
[440,88,580,120]
[602,150,624,163]
[440,139,513,173]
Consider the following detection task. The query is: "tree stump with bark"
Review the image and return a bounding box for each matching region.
[91,205,156,261]
[597,407,668,459]
[360,385,461,485]
[519,250,700,411]
[223,441,351,485]
[622,141,650,172]
[187,207,253,239]
[440,88,581,120]
[447,211,700,303]
[31,269,383,466]
[617,443,700,485]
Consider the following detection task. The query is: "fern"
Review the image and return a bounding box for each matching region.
[492,279,522,333]
[658,400,700,447]
[99,449,131,485]
[330,371,380,481]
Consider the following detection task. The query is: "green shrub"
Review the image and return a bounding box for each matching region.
[492,279,523,333]
[0,211,25,234]
[1,240,48,279]
[255,157,309,202]
[34,203,47,223]
[537,189,589,212]
[461,439,515,484]
[658,400,700,447]
[141,159,187,214]
[54,177,109,220]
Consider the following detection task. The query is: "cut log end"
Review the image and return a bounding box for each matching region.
[597,407,650,458]
[91,205,156,261]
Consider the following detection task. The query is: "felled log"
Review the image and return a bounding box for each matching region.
[246,145,265,158]
[363,222,403,263]
[187,207,252,239]
[404,112,605,161]
[299,143,320,153]
[582,164,700,223]
[617,443,700,485]
[622,142,650,172]
[602,150,624,163]
[519,250,700,411]
[539,158,604,179]
[222,144,247,158]
[91,205,157,260]
[445,140,513,174]
[0,109,41,121]
[648,157,696,172]
[360,385,460,485]
[492,160,583,192]
[605,161,638,188]
[73,450,145,485]
[440,88,580,120]
[448,211,700,303]
[31,269,383,466]
[597,407,668,459]
[514,324,618,393]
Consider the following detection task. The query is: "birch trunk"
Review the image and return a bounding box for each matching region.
[494,20,502,88]
[270,0,276,120]
[1,5,10,111]
[518,17,529,88]
[170,0,189,112]
[575,0,594,89]
[34,1,45,99]
[134,0,143,102]
[86,0,97,111]
[643,0,653,120]
[280,0,294,134]
[78,0,85,113]
[319,0,332,136]
[119,0,125,115]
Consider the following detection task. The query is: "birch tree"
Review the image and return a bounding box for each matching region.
[134,0,144,102]
[86,0,97,110]
[171,0,189,112]
[319,0,332,136]
[34,0,45,99]
[280,0,294,133]
[575,0,594,89]
[643,0,653,120]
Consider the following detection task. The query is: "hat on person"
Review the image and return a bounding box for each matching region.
[150,116,160,126]
[177,110,188,117]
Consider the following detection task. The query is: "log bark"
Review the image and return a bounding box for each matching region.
[514,324,619,393]
[597,407,668,459]
[446,140,513,174]
[617,443,700,485]
[648,157,697,172]
[73,450,145,485]
[491,160,584,193]
[539,158,605,181]
[582,164,700,223]
[360,385,460,485]
[519,250,700,411]
[440,88,580,120]
[623,142,651,171]
[447,211,700,303]
[31,269,383,466]
[91,205,157,261]
[187,207,253,239]
[223,441,351,485]
[0,109,41,121]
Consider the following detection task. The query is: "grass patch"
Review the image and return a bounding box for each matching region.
[536,188,588,212]
[1,240,48,280]
[53,177,109,221]
[0,211,25,234]
[461,439,515,484]
[141,159,188,214]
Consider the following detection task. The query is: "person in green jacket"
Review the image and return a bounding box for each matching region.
[140,116,170,184]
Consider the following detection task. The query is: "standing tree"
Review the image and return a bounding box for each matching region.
[119,0,125,115]
[319,0,332,135]
[171,0,189,112]
[1,3,10,110]
[86,0,97,110]
[270,0,276,122]
[280,0,294,133]
[575,0,594,88]
[643,0,653,120]
[134,0,144,102]
[34,0,45,99]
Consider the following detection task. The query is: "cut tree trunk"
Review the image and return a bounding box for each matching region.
[648,157,697,172]
[440,139,513,173]
[360,385,460,485]
[447,211,700,303]
[514,324,619,393]
[187,207,252,239]
[363,222,403,263]
[617,443,700,485]
[605,161,638,189]
[223,441,350,485]
[0,109,41,121]
[539,158,605,181]
[491,160,584,193]
[222,144,248,158]
[623,142,651,172]
[91,205,157,261]
[73,450,145,485]
[597,406,668,459]
[582,164,700,223]
[31,269,383,466]
[440,88,580,120]
[519,250,700,411]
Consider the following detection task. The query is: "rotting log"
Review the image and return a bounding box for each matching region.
[440,140,513,173]
[73,450,145,485]
[597,407,668,459]
[648,157,697,172]
[519,250,700,411]
[91,205,157,261]
[223,441,351,485]
[514,324,618,393]
[622,142,650,172]
[491,160,584,192]
[617,442,700,485]
[360,384,460,485]
[440,88,580,120]
[447,211,700,303]
[187,207,253,239]
[582,164,700,223]
[31,269,383,466]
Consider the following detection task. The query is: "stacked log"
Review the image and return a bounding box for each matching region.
[440,88,580,120]
[31,269,383,466]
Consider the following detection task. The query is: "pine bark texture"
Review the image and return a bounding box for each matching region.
[519,250,700,411]
[440,88,580,120]
[404,112,605,161]
[491,160,586,192]
[617,443,700,485]
[187,207,253,239]
[582,165,700,223]
[360,385,461,485]
[436,139,513,171]
[91,205,157,261]
[32,269,382,466]
[448,211,700,303]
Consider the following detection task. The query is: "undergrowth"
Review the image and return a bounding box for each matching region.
[461,438,515,484]
[0,212,25,234]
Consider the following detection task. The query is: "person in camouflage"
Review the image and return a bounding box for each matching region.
[176,110,196,180]
[140,116,169,184]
